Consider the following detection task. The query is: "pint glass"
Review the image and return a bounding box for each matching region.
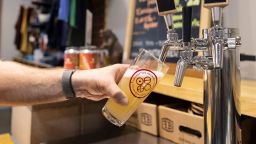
[102,49,168,126]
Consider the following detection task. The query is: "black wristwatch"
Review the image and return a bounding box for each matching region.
[62,70,76,99]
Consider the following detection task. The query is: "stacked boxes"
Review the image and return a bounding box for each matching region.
[127,94,204,143]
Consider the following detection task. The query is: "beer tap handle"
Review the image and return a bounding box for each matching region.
[203,0,228,27]
[211,7,223,27]
[156,0,176,30]
[203,0,228,68]
[174,59,187,87]
[182,6,192,43]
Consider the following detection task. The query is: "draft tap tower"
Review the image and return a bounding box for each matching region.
[156,0,242,144]
[156,0,179,63]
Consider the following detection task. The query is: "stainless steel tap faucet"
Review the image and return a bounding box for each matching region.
[156,0,242,143]
[203,27,242,144]
[174,6,193,87]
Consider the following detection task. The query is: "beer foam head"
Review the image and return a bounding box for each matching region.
[123,68,164,78]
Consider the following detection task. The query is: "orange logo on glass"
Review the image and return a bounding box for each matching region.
[129,69,157,98]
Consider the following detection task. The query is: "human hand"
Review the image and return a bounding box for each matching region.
[72,64,129,105]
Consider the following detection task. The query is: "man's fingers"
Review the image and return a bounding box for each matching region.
[113,64,130,83]
[107,84,128,105]
[112,92,128,105]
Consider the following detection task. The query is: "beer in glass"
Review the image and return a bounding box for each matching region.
[102,49,168,126]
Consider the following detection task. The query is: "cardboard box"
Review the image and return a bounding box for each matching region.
[126,94,185,136]
[158,105,204,144]
[137,103,158,136]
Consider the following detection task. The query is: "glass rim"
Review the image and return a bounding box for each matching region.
[138,48,168,67]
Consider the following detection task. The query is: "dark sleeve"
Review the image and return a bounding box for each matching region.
[14,6,24,50]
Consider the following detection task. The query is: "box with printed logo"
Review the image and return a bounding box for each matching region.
[137,102,158,136]
[136,94,176,136]
[158,105,204,144]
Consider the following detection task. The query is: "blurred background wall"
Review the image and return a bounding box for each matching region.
[224,0,256,80]
[106,0,129,48]
[0,0,31,60]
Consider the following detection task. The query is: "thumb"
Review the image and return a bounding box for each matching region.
[107,83,128,105]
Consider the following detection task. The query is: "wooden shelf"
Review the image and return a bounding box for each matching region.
[153,74,256,118]
[154,75,204,104]
[240,80,256,118]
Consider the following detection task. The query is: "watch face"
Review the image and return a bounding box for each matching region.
[156,0,176,13]
[204,0,227,4]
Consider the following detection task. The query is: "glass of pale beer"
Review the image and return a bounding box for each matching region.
[102,49,168,126]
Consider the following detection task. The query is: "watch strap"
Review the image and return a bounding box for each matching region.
[62,70,76,99]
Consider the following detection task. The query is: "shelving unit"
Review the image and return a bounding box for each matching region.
[46,126,175,144]
[154,74,256,118]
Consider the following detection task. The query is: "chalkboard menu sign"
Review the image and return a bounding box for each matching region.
[130,0,167,58]
[124,0,209,62]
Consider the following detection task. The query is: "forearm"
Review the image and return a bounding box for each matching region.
[0,61,66,106]
[0,62,129,106]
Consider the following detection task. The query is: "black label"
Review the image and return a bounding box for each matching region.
[156,0,176,12]
[204,0,227,4]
